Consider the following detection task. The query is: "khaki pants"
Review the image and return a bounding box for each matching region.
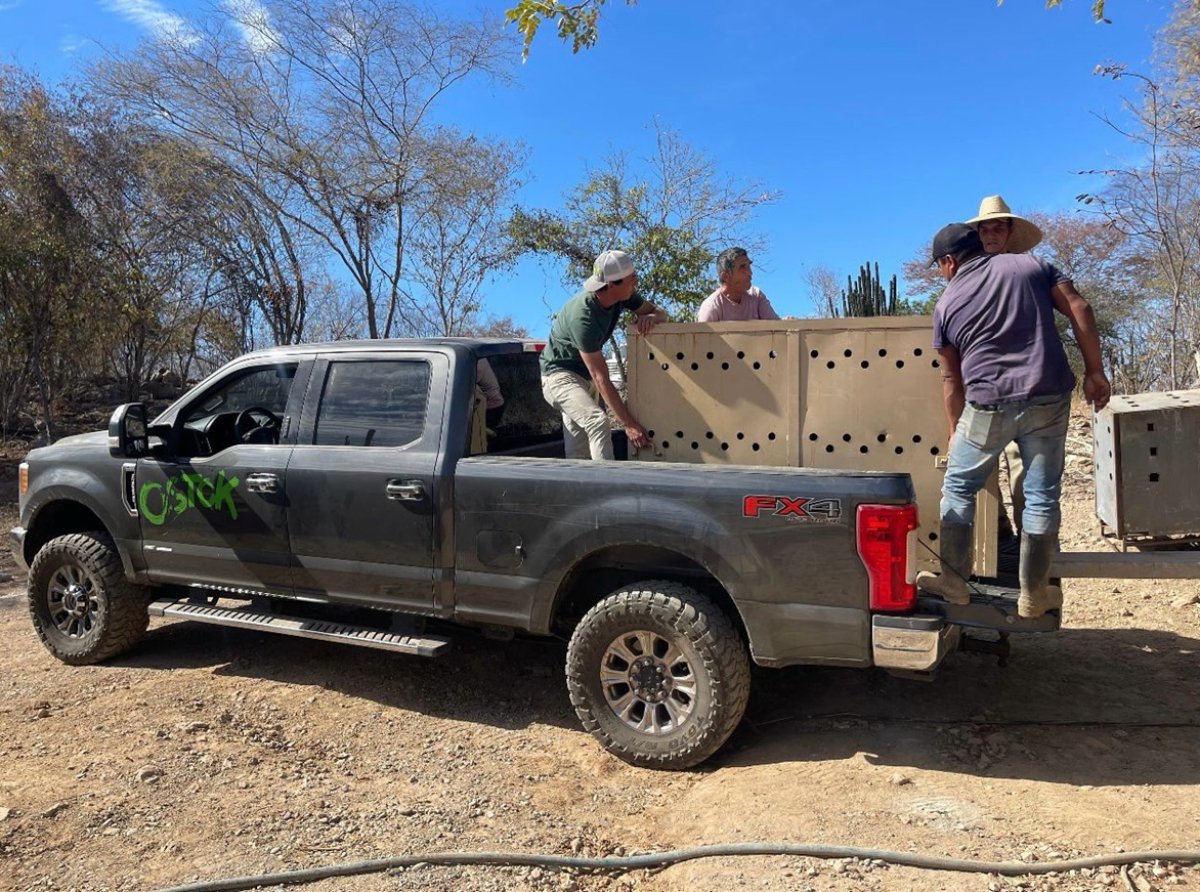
[1003,440,1026,530]
[541,370,613,460]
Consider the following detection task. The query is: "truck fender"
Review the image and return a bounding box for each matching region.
[23,476,142,579]
[531,493,761,631]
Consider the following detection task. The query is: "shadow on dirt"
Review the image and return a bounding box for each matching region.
[119,618,579,731]
[112,618,1200,788]
[721,626,1200,784]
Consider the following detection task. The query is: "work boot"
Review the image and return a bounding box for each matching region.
[915,522,973,606]
[1018,531,1062,618]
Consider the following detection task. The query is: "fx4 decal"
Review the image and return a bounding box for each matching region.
[742,495,843,523]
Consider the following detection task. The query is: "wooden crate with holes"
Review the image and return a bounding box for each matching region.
[625,318,998,575]
[1094,389,1200,546]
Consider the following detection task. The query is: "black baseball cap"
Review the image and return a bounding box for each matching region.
[930,223,983,266]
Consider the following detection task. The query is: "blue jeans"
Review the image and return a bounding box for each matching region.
[941,395,1071,537]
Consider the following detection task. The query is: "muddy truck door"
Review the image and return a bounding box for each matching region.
[135,359,305,594]
[284,350,449,612]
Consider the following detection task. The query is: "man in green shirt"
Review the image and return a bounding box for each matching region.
[541,250,668,459]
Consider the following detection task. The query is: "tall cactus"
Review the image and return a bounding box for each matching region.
[840,262,898,317]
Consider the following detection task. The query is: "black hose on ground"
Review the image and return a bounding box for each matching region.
[156,844,1200,892]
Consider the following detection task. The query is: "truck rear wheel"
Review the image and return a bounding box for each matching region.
[566,581,750,770]
[27,531,150,665]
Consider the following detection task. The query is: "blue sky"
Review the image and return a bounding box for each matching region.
[0,0,1174,335]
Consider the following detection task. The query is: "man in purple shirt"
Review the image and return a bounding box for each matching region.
[696,247,781,322]
[916,224,1111,618]
[968,195,1045,537]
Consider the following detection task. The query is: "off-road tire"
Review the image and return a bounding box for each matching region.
[566,581,751,770]
[27,531,150,665]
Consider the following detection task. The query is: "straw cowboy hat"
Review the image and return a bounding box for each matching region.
[966,195,1043,254]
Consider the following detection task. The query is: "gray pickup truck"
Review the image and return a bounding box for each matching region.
[10,339,1039,769]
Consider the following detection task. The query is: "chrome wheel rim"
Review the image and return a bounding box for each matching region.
[46,563,102,639]
[600,629,697,734]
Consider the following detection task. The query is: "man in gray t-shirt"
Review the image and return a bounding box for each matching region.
[917,224,1111,618]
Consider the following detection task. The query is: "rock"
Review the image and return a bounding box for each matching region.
[184,721,210,733]
[0,807,9,820]
[1171,594,1199,608]
[889,773,912,786]
[42,802,68,818]
[137,765,164,784]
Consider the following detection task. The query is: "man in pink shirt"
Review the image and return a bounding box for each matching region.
[696,247,781,322]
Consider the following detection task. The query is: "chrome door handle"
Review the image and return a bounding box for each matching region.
[386,480,426,501]
[245,472,280,493]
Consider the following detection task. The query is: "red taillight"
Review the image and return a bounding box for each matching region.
[856,504,918,613]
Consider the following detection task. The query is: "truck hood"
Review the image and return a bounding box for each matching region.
[54,430,108,448]
[27,429,108,459]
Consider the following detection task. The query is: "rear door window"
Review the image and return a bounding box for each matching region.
[313,360,431,448]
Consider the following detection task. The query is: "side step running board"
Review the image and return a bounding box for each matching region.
[148,599,452,657]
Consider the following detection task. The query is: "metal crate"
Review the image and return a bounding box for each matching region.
[1094,389,1200,543]
[625,319,999,576]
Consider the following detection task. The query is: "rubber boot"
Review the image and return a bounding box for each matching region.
[915,522,973,606]
[1018,531,1061,618]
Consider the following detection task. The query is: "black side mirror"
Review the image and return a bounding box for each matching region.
[108,403,149,458]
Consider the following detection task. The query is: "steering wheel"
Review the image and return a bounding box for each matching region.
[234,406,281,444]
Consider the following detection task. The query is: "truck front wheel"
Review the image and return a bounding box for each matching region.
[566,582,751,770]
[27,531,150,665]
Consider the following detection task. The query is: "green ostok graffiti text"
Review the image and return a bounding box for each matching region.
[139,471,240,526]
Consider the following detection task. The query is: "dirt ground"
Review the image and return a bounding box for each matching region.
[1,413,1198,892]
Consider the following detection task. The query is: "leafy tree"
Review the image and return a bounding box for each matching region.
[1027,210,1147,390]
[404,130,528,336]
[0,72,94,437]
[1085,62,1200,389]
[510,121,778,321]
[805,264,841,318]
[901,249,944,313]
[0,64,301,436]
[506,0,636,59]
[508,0,1110,58]
[1033,0,1109,23]
[0,69,209,434]
[457,314,531,338]
[96,0,522,340]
